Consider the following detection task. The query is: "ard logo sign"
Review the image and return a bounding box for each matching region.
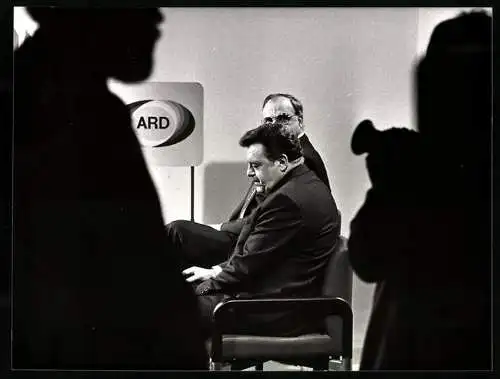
[109,81,203,166]
[128,100,195,148]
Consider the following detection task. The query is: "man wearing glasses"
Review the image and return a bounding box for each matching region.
[261,93,330,189]
[166,93,332,272]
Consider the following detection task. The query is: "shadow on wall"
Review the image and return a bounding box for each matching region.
[203,161,250,224]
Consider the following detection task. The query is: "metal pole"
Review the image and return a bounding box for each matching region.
[190,166,195,221]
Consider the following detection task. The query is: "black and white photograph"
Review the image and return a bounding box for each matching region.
[4,5,493,372]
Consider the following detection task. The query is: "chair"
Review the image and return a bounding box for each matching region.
[208,236,353,371]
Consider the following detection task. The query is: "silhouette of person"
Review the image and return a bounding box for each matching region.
[0,8,13,374]
[348,11,491,370]
[12,8,207,369]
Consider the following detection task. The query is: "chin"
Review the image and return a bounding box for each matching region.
[111,62,153,83]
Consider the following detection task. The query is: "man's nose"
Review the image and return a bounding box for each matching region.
[246,166,255,177]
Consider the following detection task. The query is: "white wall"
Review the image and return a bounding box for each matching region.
[144,7,419,354]
[13,7,39,49]
[145,6,490,358]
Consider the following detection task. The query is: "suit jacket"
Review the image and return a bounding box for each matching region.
[12,33,207,369]
[220,134,331,236]
[197,164,340,297]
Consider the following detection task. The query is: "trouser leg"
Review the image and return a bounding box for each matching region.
[165,220,236,269]
[197,294,225,339]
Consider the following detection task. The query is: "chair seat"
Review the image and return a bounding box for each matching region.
[208,333,341,361]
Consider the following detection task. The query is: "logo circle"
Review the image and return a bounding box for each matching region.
[129,99,194,148]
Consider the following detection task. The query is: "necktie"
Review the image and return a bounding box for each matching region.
[238,185,257,219]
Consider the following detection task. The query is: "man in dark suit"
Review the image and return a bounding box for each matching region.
[166,93,331,269]
[12,8,207,369]
[183,122,340,337]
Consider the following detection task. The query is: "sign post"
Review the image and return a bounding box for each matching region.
[109,81,204,222]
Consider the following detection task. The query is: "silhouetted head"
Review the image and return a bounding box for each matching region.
[415,11,491,160]
[262,93,304,137]
[26,7,163,83]
[239,122,303,193]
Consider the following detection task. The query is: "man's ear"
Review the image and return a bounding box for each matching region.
[277,154,289,172]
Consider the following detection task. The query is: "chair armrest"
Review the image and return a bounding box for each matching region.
[211,297,352,362]
[233,292,295,300]
[213,296,351,317]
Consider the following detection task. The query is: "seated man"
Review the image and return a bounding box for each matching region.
[183,122,341,337]
[166,93,331,269]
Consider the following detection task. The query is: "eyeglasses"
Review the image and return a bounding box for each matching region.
[263,113,299,125]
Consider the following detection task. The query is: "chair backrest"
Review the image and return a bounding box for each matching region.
[322,236,352,304]
[322,236,352,342]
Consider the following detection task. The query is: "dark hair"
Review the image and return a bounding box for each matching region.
[239,123,303,162]
[262,93,304,121]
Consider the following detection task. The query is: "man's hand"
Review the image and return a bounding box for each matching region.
[182,266,218,283]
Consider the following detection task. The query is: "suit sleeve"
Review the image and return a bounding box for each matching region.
[197,194,303,294]
[220,217,246,236]
[303,145,331,190]
[311,150,331,190]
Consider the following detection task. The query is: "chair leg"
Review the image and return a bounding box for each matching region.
[341,357,352,371]
[328,356,351,371]
[328,356,352,371]
[209,359,231,371]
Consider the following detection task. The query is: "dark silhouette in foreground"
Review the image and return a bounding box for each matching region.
[13,8,207,369]
[348,11,491,370]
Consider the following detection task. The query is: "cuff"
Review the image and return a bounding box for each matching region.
[211,265,222,278]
